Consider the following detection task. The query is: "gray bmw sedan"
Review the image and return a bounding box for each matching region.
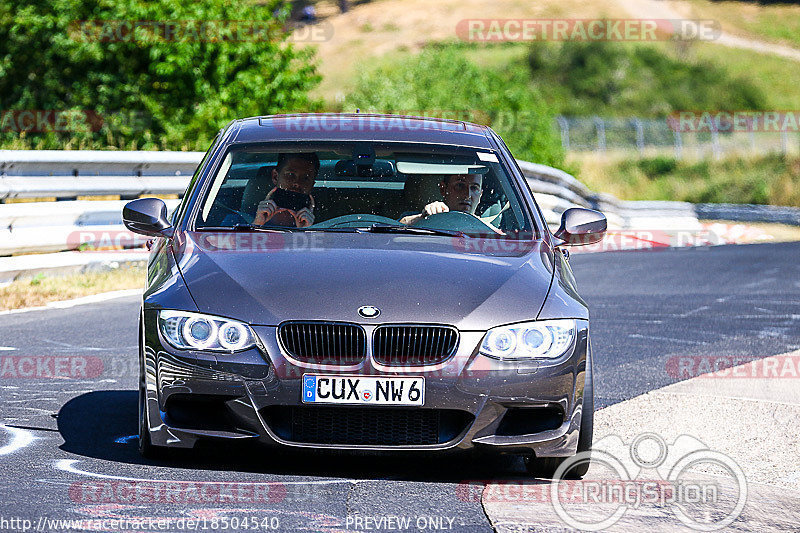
[123,114,606,478]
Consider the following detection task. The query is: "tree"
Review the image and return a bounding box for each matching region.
[0,0,321,149]
[345,46,565,168]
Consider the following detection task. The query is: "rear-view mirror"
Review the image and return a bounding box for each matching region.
[334,159,396,178]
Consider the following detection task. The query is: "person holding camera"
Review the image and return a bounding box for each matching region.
[253,152,319,228]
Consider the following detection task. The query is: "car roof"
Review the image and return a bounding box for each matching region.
[228,113,495,149]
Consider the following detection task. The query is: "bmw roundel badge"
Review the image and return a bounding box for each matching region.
[358,306,381,318]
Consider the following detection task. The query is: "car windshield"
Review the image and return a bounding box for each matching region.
[194,142,535,237]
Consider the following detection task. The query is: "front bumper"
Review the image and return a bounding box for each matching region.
[141,311,590,458]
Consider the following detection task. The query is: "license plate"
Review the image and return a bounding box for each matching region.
[302,374,424,406]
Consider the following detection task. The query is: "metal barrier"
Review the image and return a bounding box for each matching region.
[0,199,181,255]
[10,149,796,257]
[0,150,202,200]
[556,116,800,159]
[1,150,607,255]
[3,151,599,204]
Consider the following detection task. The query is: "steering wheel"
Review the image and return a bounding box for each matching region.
[216,202,254,224]
[309,214,401,229]
[409,210,502,234]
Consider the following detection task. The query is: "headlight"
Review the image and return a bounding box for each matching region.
[158,310,257,352]
[480,319,575,360]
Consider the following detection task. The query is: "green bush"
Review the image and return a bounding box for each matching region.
[0,0,321,150]
[637,156,679,178]
[526,40,767,117]
[344,45,566,168]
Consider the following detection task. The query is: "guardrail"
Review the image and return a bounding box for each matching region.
[0,150,201,200]
[0,199,181,255]
[695,203,800,226]
[2,150,798,258]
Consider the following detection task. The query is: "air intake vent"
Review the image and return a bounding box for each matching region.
[262,406,473,446]
[373,325,459,366]
[279,322,366,365]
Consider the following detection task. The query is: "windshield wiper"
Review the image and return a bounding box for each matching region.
[359,223,465,238]
[197,224,464,237]
[308,228,365,233]
[196,224,297,232]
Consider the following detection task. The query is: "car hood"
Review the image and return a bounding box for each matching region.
[174,231,555,330]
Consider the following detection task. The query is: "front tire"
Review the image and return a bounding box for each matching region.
[138,382,157,458]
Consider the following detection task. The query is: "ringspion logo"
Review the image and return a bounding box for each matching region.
[459,433,747,531]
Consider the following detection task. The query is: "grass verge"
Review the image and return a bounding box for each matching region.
[575,153,800,206]
[685,40,800,110]
[0,266,145,311]
[684,0,800,49]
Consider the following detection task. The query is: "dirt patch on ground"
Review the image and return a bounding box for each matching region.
[301,0,624,100]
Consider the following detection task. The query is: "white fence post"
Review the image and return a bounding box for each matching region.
[711,128,721,160]
[633,118,645,155]
[594,117,606,152]
[556,116,570,151]
[674,129,683,158]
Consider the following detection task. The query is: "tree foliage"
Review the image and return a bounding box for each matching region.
[0,0,321,149]
[527,40,767,117]
[345,46,566,168]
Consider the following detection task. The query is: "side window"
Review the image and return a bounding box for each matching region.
[491,133,540,237]
[170,201,180,226]
[172,134,219,227]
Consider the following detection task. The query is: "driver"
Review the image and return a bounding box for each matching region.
[253,153,319,227]
[399,173,483,225]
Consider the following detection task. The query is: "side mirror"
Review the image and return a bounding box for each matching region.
[123,198,173,237]
[554,207,606,246]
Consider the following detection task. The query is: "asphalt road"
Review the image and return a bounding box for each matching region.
[1,241,798,532]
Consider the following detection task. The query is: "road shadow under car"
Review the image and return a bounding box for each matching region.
[57,390,528,482]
